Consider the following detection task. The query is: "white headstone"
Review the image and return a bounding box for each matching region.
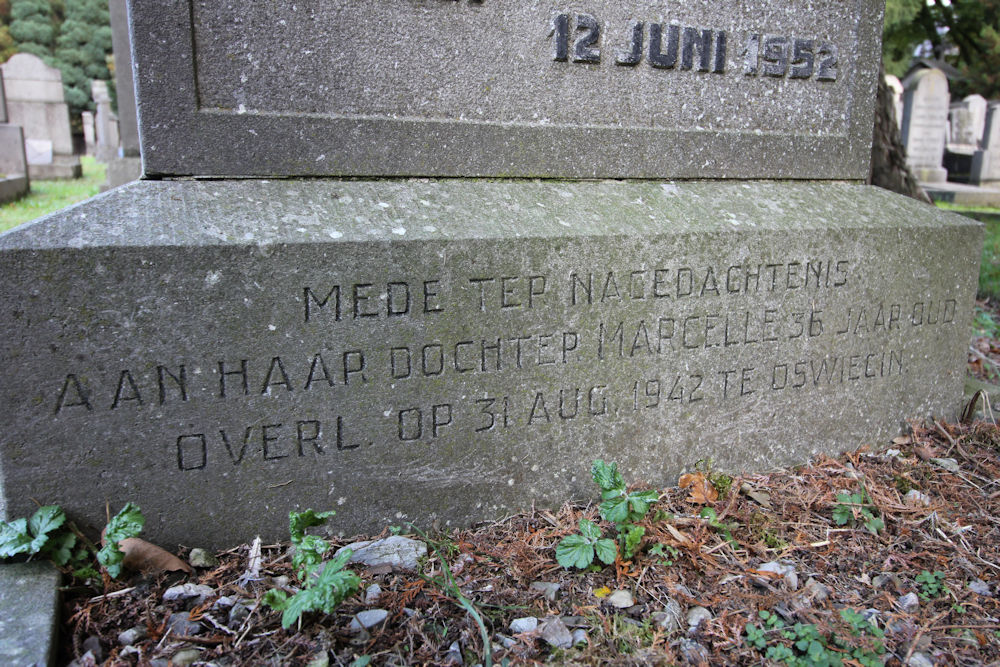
[885,74,904,130]
[81,111,95,155]
[965,94,988,147]
[91,80,119,162]
[972,103,1000,186]
[901,68,949,183]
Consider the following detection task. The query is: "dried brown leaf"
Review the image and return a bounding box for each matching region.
[119,537,193,574]
[678,472,718,504]
[914,444,937,461]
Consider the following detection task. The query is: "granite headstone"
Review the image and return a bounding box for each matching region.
[103,0,142,191]
[901,67,949,183]
[0,0,984,548]
[0,54,81,180]
[91,80,119,163]
[82,110,95,156]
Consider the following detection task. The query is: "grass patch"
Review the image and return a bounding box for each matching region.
[0,156,105,234]
[936,203,1000,299]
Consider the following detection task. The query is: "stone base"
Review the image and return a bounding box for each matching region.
[912,166,948,183]
[28,155,81,180]
[100,157,142,192]
[971,150,1000,186]
[924,181,1000,207]
[943,149,974,184]
[0,562,61,667]
[0,179,982,548]
[0,175,28,204]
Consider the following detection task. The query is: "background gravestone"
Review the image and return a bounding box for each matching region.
[945,94,987,182]
[901,67,950,183]
[91,80,119,163]
[0,54,81,180]
[972,103,1000,186]
[0,0,984,548]
[0,70,29,204]
[884,74,904,130]
[82,111,96,156]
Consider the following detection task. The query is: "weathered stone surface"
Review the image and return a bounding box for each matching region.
[0,179,980,548]
[972,103,1000,186]
[130,0,881,180]
[0,562,61,667]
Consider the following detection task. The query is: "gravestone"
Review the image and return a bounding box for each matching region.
[82,110,96,156]
[91,80,119,163]
[0,71,30,203]
[965,94,989,147]
[945,95,987,182]
[901,67,949,183]
[102,0,142,190]
[0,53,81,180]
[972,103,1000,186]
[885,74,904,129]
[0,0,983,548]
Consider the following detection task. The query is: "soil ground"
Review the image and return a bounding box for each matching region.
[57,305,1000,666]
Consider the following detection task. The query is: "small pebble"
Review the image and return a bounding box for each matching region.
[540,616,573,649]
[930,457,960,473]
[897,592,920,613]
[872,573,902,591]
[188,548,219,568]
[496,634,517,649]
[118,626,148,646]
[907,652,934,667]
[171,648,201,667]
[166,612,203,636]
[571,628,588,646]
[678,638,711,664]
[305,652,330,667]
[757,561,798,590]
[509,616,538,634]
[82,636,104,662]
[651,598,684,633]
[904,490,931,507]
[444,641,463,665]
[365,583,382,605]
[607,589,635,608]
[350,609,389,631]
[163,583,214,604]
[969,579,992,596]
[529,581,561,601]
[686,606,713,632]
[271,575,290,588]
[862,608,880,622]
[228,601,252,627]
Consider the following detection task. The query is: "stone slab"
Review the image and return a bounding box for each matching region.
[27,156,82,181]
[0,562,61,667]
[924,181,1000,208]
[0,179,980,548]
[0,176,29,204]
[0,125,29,178]
[129,0,882,180]
[109,0,139,157]
[101,156,142,191]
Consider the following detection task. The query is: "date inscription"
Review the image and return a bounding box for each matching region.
[550,13,838,81]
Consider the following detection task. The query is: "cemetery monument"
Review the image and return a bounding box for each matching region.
[901,67,950,183]
[0,71,30,203]
[0,0,982,548]
[0,53,81,180]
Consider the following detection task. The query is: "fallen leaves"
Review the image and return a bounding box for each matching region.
[119,537,192,574]
[679,472,718,504]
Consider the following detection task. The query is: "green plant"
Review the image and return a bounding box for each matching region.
[744,608,885,667]
[592,459,658,559]
[696,458,735,499]
[648,543,680,566]
[916,570,948,600]
[700,507,739,546]
[262,510,360,629]
[0,505,78,565]
[556,519,616,569]
[831,488,884,535]
[96,503,145,579]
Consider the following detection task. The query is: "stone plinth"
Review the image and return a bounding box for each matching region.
[972,104,1000,186]
[0,179,981,548]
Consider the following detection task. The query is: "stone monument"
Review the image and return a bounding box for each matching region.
[0,53,81,180]
[0,71,30,203]
[0,0,982,548]
[945,95,988,182]
[101,0,142,190]
[884,74,904,129]
[972,103,1000,186]
[901,67,950,183]
[91,80,119,163]
[81,111,96,156]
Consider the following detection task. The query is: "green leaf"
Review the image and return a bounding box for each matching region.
[591,460,624,494]
[289,509,335,542]
[28,506,66,552]
[594,538,617,565]
[262,588,290,612]
[578,518,601,540]
[0,519,33,558]
[104,502,144,543]
[42,531,76,566]
[627,490,658,518]
[556,534,594,569]
[599,495,630,524]
[620,524,645,559]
